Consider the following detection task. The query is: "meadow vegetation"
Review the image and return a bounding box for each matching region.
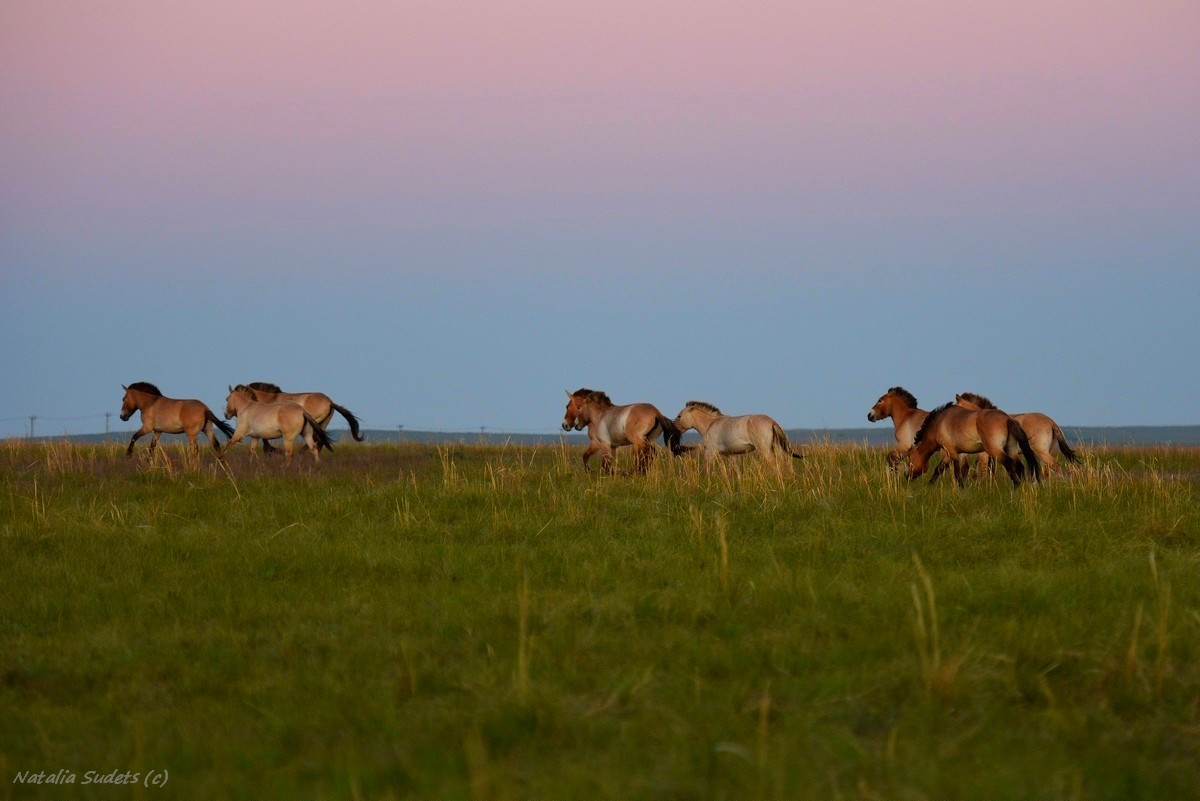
[1,440,1198,800]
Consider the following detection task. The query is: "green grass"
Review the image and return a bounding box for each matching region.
[1,441,1198,800]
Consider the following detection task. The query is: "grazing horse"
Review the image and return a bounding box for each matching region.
[119,382,234,457]
[955,392,1081,474]
[243,382,364,452]
[672,401,802,475]
[561,388,682,474]
[223,386,334,463]
[867,387,930,469]
[908,402,1041,487]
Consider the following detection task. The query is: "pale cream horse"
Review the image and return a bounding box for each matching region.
[244,381,364,452]
[223,385,334,463]
[672,401,803,475]
[561,388,683,474]
[955,392,1080,474]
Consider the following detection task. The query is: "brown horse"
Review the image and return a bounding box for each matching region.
[562,388,682,474]
[119,382,234,457]
[908,401,1041,487]
[673,401,802,475]
[868,387,929,468]
[955,392,1081,474]
[223,386,333,463]
[244,382,364,452]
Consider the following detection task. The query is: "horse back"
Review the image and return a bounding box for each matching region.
[146,397,210,432]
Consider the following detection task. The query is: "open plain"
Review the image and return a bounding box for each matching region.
[2,440,1198,800]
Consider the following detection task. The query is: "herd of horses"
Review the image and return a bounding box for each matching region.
[117,382,1078,486]
[119,382,363,463]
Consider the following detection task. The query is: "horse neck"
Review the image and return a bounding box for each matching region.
[687,409,720,435]
[910,433,940,467]
[129,389,159,410]
[888,401,922,431]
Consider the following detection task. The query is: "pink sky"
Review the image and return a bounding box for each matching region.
[3,1,1196,239]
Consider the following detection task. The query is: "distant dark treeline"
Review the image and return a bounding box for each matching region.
[11,426,1200,447]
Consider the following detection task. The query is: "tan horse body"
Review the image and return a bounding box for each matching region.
[673,401,801,475]
[955,393,1080,473]
[223,386,334,463]
[120,382,234,457]
[245,382,364,451]
[562,389,682,474]
[867,387,929,469]
[909,402,1040,487]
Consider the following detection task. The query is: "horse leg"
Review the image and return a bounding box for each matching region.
[305,427,320,462]
[205,423,222,453]
[600,445,616,475]
[631,439,656,473]
[580,443,601,473]
[995,453,1022,487]
[282,437,295,465]
[148,432,162,456]
[126,428,149,456]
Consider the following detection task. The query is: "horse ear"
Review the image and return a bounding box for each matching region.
[565,390,573,399]
[228,385,233,392]
[122,384,127,390]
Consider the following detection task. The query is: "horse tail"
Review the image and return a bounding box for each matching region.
[1008,418,1041,483]
[1053,424,1081,463]
[772,422,803,459]
[657,414,686,456]
[206,409,235,440]
[331,402,365,441]
[305,412,335,452]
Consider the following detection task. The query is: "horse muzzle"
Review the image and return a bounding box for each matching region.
[119,411,132,422]
[867,412,877,422]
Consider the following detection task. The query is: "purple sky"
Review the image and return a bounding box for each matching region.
[2,1,1197,436]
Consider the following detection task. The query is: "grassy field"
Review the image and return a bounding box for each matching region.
[1,440,1198,800]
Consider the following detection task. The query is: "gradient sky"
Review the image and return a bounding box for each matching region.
[2,1,1197,438]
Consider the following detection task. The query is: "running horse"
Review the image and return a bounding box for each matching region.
[672,401,803,475]
[119,382,234,457]
[561,388,683,474]
[955,392,1081,474]
[867,387,929,469]
[243,381,364,452]
[908,401,1041,487]
[222,385,334,463]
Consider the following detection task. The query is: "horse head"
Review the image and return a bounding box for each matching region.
[562,390,586,431]
[224,385,246,420]
[119,385,136,421]
[869,387,917,423]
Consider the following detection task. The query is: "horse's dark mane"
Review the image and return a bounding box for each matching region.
[913,401,954,445]
[957,391,997,409]
[685,400,723,415]
[885,386,919,408]
[233,384,259,400]
[127,381,162,396]
[573,388,613,407]
[248,381,283,393]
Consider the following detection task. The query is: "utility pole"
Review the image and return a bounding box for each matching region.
[397,424,403,442]
[29,415,36,439]
[105,412,112,435]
